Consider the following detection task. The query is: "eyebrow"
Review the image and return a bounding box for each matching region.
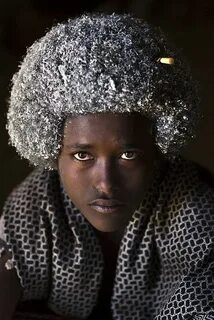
[65,143,93,150]
[65,143,143,150]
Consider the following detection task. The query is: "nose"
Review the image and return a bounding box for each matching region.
[93,158,119,196]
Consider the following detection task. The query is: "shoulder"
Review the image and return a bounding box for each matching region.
[2,168,62,246]
[156,158,214,265]
[160,157,214,216]
[3,167,60,214]
[1,169,62,300]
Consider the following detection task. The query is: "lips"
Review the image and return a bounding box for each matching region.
[89,199,124,206]
[89,199,125,214]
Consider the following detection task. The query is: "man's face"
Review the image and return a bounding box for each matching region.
[58,113,159,232]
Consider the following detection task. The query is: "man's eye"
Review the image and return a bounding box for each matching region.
[73,152,93,161]
[121,151,138,160]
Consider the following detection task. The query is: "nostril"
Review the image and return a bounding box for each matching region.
[94,175,120,196]
[94,181,116,197]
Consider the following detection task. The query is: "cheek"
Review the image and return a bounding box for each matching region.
[126,170,150,193]
[123,161,157,196]
[58,159,92,205]
[58,159,80,193]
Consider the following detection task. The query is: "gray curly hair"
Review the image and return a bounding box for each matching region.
[7,13,200,169]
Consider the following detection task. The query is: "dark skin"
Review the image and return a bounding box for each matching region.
[58,112,164,319]
[58,112,161,235]
[1,112,164,320]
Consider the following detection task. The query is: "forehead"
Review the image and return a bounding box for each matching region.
[63,112,152,145]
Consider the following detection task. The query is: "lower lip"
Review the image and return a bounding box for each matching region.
[89,205,124,214]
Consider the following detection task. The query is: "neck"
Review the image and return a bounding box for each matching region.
[95,228,124,247]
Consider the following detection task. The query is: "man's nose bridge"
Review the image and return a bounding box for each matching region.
[96,158,117,191]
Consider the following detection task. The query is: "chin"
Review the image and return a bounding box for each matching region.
[81,207,132,233]
[91,219,128,233]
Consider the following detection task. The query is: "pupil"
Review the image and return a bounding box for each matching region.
[79,152,86,158]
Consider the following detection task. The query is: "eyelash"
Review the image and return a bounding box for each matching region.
[72,152,93,161]
[72,151,139,161]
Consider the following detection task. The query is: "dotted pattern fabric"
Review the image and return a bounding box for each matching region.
[2,158,214,320]
[3,169,103,319]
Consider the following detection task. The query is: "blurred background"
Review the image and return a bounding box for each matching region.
[0,0,213,210]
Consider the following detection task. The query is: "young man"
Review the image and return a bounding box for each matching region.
[1,14,214,320]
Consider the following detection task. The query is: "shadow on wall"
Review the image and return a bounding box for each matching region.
[0,0,214,211]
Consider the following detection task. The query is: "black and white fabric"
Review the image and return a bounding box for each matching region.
[2,157,214,320]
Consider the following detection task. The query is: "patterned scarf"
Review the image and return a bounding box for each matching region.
[2,158,214,320]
